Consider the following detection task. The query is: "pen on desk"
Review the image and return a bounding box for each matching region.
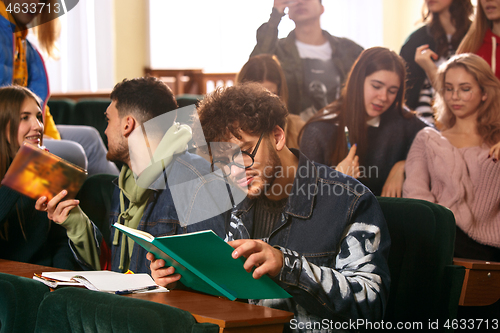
[115,285,159,295]
[344,126,352,150]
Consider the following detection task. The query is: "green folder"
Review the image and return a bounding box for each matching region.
[113,223,291,301]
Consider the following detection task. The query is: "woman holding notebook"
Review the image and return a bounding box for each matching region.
[0,86,78,269]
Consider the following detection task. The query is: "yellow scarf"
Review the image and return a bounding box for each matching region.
[0,1,29,87]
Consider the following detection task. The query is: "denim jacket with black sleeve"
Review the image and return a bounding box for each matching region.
[70,152,227,274]
[228,150,391,332]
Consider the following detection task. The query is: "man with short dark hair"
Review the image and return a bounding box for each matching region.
[251,0,363,121]
[37,77,225,273]
[150,83,391,329]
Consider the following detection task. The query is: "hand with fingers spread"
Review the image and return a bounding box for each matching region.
[147,252,181,288]
[414,44,439,86]
[336,144,360,178]
[35,190,79,224]
[228,239,283,279]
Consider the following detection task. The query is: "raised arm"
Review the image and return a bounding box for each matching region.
[249,1,289,57]
[414,44,439,89]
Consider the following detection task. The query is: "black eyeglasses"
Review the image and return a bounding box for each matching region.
[211,133,264,176]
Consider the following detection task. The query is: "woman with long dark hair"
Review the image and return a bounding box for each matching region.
[400,0,473,123]
[0,86,78,269]
[300,47,428,197]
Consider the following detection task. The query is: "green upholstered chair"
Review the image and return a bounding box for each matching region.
[0,273,50,333]
[73,99,111,148]
[34,288,219,333]
[76,174,117,245]
[176,94,204,108]
[46,99,77,125]
[376,197,465,327]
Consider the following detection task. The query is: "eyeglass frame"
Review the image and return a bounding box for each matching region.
[442,86,474,101]
[211,133,265,175]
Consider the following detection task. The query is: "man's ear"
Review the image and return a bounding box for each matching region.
[122,115,137,137]
[272,125,286,152]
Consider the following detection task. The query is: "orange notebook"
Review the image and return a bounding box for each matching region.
[1,142,88,201]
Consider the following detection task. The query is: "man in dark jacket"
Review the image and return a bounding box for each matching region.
[150,83,391,331]
[250,0,363,119]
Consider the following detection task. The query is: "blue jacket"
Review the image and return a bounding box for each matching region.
[229,150,391,331]
[0,15,50,108]
[72,152,227,274]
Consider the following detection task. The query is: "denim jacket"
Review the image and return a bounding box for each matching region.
[71,152,227,274]
[0,13,49,109]
[229,150,391,332]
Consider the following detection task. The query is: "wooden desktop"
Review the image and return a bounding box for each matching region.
[0,259,293,333]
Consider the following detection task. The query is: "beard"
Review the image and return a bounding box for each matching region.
[247,140,282,199]
[106,139,129,165]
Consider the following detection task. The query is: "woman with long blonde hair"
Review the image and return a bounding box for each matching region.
[404,53,500,261]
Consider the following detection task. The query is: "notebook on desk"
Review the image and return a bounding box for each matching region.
[34,271,168,294]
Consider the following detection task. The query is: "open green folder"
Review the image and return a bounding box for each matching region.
[113,223,291,301]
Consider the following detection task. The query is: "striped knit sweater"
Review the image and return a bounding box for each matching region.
[403,127,500,248]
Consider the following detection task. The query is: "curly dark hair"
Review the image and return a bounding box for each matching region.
[110,77,178,124]
[194,83,288,145]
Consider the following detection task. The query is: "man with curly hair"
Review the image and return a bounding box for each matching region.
[150,83,391,331]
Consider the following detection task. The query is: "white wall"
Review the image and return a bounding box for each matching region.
[43,0,114,92]
[148,0,383,72]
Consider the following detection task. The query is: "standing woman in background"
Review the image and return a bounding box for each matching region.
[0,0,119,175]
[300,47,428,197]
[0,86,78,269]
[235,54,305,149]
[400,0,473,124]
[457,0,500,80]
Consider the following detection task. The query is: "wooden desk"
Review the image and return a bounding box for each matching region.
[0,259,293,333]
[453,258,500,306]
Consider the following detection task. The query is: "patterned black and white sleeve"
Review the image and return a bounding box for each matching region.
[275,193,391,322]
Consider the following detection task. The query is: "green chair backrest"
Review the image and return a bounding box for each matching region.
[376,197,465,326]
[0,273,50,333]
[73,99,111,148]
[34,288,219,333]
[76,174,117,245]
[46,99,76,125]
